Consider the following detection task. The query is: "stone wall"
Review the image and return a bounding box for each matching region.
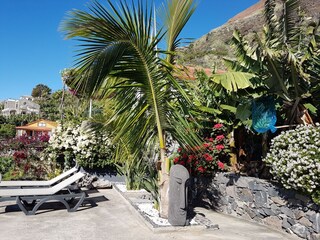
[194,173,320,239]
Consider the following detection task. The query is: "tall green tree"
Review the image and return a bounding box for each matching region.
[60,0,200,217]
[31,84,52,99]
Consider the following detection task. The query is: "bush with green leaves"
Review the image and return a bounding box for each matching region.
[0,155,13,175]
[45,122,115,169]
[0,124,16,139]
[263,124,320,204]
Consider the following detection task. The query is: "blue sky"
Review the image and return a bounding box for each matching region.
[0,0,259,100]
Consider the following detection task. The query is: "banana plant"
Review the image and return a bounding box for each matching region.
[212,0,320,126]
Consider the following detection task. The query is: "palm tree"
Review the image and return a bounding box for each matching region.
[60,0,200,218]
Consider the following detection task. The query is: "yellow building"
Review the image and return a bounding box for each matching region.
[16,119,58,137]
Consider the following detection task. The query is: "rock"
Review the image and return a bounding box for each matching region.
[231,201,238,211]
[308,203,320,212]
[311,233,320,240]
[241,212,253,221]
[253,215,263,223]
[268,187,279,197]
[244,205,256,219]
[226,186,237,198]
[255,208,267,217]
[215,173,230,184]
[262,207,275,216]
[271,204,281,215]
[293,209,306,220]
[238,189,254,202]
[248,181,265,191]
[287,217,296,226]
[310,213,320,233]
[280,206,295,219]
[291,223,308,238]
[92,178,112,189]
[299,217,312,227]
[226,205,233,214]
[282,217,292,229]
[254,191,268,207]
[220,196,228,205]
[235,200,245,209]
[262,216,282,230]
[79,174,97,188]
[228,196,235,204]
[271,196,287,206]
[234,177,249,188]
[236,206,244,215]
[219,184,226,193]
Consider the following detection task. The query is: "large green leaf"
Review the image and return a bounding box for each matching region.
[211,72,255,92]
[236,102,252,121]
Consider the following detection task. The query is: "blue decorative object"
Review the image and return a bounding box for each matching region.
[252,96,277,133]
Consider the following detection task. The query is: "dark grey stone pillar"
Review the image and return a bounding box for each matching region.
[168,164,190,226]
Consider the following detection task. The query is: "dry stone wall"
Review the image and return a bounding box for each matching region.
[196,173,320,239]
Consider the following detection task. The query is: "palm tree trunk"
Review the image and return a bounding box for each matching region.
[159,133,170,218]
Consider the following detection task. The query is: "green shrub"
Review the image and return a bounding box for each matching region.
[263,124,320,204]
[0,155,13,175]
[0,124,16,139]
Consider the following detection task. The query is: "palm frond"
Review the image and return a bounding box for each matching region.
[160,0,197,64]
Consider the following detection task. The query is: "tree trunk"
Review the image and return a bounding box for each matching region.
[159,147,170,218]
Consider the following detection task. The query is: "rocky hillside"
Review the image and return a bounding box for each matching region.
[179,0,320,69]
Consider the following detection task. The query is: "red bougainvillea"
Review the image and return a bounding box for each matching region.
[173,123,230,176]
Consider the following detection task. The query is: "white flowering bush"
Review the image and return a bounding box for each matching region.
[45,122,115,169]
[263,124,320,204]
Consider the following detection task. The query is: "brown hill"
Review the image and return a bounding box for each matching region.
[179,0,320,69]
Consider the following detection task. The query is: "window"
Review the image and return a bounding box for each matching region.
[38,122,46,127]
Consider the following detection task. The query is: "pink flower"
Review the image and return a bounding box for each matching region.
[216,135,225,141]
[179,161,185,166]
[208,138,214,142]
[173,157,179,164]
[187,155,196,164]
[213,123,223,129]
[197,166,205,173]
[203,143,210,148]
[216,144,225,151]
[217,161,225,170]
[203,153,213,162]
[69,89,77,96]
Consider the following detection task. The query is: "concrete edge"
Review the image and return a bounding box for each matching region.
[112,183,207,233]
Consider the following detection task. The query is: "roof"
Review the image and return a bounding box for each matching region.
[16,119,58,131]
[175,65,225,81]
[15,126,55,131]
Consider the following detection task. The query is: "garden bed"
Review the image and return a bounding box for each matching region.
[113,183,218,231]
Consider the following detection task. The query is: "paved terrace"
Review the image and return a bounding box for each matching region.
[0,188,300,240]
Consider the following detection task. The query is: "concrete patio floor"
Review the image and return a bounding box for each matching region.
[0,188,300,240]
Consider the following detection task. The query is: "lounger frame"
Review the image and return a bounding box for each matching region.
[16,189,86,215]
